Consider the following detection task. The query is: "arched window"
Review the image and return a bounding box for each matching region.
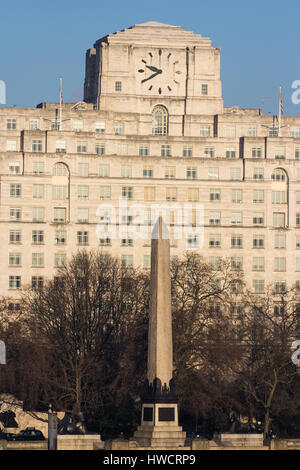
[53,162,68,176]
[152,105,168,136]
[271,168,286,181]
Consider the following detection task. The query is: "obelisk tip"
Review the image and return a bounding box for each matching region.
[151,216,169,240]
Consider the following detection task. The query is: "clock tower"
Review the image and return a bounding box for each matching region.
[84,21,224,117]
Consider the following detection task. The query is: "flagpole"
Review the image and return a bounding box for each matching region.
[59,77,62,131]
[278,86,282,137]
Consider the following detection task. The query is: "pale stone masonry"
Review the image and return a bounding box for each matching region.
[1,21,300,305]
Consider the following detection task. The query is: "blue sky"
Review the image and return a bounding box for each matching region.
[1,0,300,115]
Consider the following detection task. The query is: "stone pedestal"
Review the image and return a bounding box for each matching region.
[213,433,264,448]
[132,403,186,448]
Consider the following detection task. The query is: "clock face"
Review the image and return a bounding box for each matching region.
[137,49,183,94]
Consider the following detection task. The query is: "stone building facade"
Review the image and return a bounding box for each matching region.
[1,21,300,305]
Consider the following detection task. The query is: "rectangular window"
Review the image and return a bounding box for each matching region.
[166,187,177,201]
[53,207,66,223]
[33,161,44,174]
[32,230,44,244]
[29,119,38,130]
[231,235,243,248]
[10,184,21,198]
[99,164,109,177]
[99,186,111,199]
[9,252,21,265]
[55,253,66,267]
[210,189,221,201]
[230,168,241,180]
[231,256,243,270]
[9,230,21,244]
[95,121,105,133]
[73,120,83,132]
[32,207,44,222]
[121,164,132,178]
[55,230,66,244]
[274,280,286,293]
[121,233,133,246]
[9,162,20,174]
[200,126,210,137]
[275,234,286,249]
[252,147,262,158]
[248,126,257,137]
[7,119,16,130]
[52,185,67,200]
[122,186,133,200]
[183,146,193,157]
[209,211,221,225]
[253,280,264,293]
[253,190,264,203]
[33,184,44,199]
[232,189,242,203]
[143,166,153,178]
[296,259,300,272]
[275,147,285,159]
[204,147,215,158]
[121,254,133,267]
[209,234,221,247]
[208,167,219,179]
[96,143,105,155]
[296,236,300,249]
[99,237,111,246]
[273,212,285,227]
[77,142,87,153]
[32,252,44,266]
[143,255,150,269]
[115,81,122,91]
[188,188,199,202]
[139,144,149,156]
[186,167,197,179]
[6,140,17,151]
[226,149,236,159]
[253,167,264,180]
[117,143,127,155]
[113,123,124,135]
[253,212,264,225]
[161,144,171,157]
[272,191,286,204]
[295,148,300,160]
[31,276,44,289]
[253,257,265,271]
[10,207,21,220]
[78,163,89,176]
[78,185,89,199]
[201,84,208,95]
[32,140,42,152]
[269,127,279,137]
[77,231,89,245]
[165,166,176,179]
[274,257,286,272]
[290,128,300,138]
[56,140,66,153]
[253,235,264,248]
[77,208,89,223]
[187,234,199,249]
[231,212,242,225]
[144,187,155,201]
[9,275,21,289]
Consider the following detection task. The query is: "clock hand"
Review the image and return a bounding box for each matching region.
[145,65,162,73]
[141,71,162,83]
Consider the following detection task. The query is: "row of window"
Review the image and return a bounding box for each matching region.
[5,139,300,160]
[6,274,299,294]
[5,116,300,139]
[7,183,296,204]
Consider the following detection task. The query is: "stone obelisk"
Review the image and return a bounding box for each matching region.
[133,217,186,448]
